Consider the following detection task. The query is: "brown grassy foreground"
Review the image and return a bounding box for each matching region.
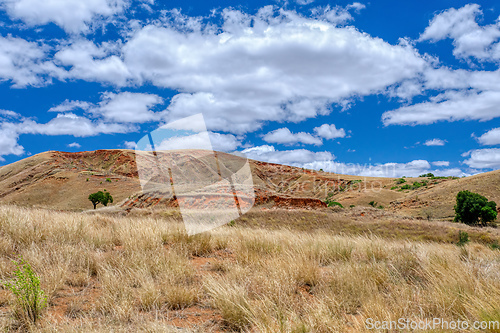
[0,206,499,332]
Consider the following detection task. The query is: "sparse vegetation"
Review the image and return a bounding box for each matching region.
[454,190,497,226]
[457,230,470,247]
[430,176,459,180]
[419,173,434,177]
[0,205,497,331]
[326,200,343,208]
[396,178,406,184]
[4,257,47,326]
[105,178,112,183]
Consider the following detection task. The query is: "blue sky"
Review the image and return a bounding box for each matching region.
[1,0,500,177]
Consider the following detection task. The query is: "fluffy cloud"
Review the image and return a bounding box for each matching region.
[382,90,500,126]
[419,4,500,61]
[305,159,467,177]
[155,132,242,152]
[67,142,81,148]
[463,148,500,169]
[311,3,366,24]
[0,35,59,87]
[123,141,136,149]
[49,100,92,112]
[303,159,433,177]
[424,138,446,146]
[0,0,129,34]
[242,145,333,164]
[55,40,130,86]
[18,113,133,137]
[91,92,164,123]
[242,144,465,177]
[0,122,25,160]
[119,7,426,133]
[50,91,165,123]
[0,113,133,159]
[477,127,500,145]
[432,161,449,167]
[313,124,345,139]
[262,127,322,146]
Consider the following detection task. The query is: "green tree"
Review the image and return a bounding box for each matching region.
[454,190,497,226]
[88,190,113,209]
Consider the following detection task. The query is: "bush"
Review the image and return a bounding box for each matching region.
[419,173,434,178]
[396,178,406,184]
[326,200,343,208]
[4,257,47,325]
[368,201,376,207]
[454,190,497,226]
[457,231,470,247]
[105,178,112,182]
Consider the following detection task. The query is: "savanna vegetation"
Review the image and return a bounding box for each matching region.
[0,205,498,332]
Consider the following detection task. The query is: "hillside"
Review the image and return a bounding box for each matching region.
[0,149,496,220]
[389,170,500,220]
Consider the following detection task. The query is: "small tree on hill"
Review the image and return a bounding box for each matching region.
[454,190,497,226]
[88,190,113,209]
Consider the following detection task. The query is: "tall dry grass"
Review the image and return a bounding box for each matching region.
[0,205,498,332]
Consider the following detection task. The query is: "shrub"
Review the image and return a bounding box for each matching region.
[368,201,376,207]
[457,231,470,247]
[4,257,47,325]
[326,200,343,208]
[490,241,500,251]
[400,184,411,190]
[419,173,434,178]
[396,178,406,184]
[454,190,497,226]
[105,178,112,182]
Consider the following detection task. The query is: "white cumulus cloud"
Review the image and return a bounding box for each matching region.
[67,142,81,148]
[463,148,500,169]
[119,7,426,133]
[313,124,346,139]
[262,127,322,146]
[424,138,446,146]
[419,4,500,61]
[477,127,500,145]
[432,161,450,167]
[382,90,500,126]
[0,0,129,34]
[242,145,333,164]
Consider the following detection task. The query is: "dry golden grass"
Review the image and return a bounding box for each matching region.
[0,205,499,332]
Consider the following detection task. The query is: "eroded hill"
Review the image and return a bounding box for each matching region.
[0,149,495,220]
